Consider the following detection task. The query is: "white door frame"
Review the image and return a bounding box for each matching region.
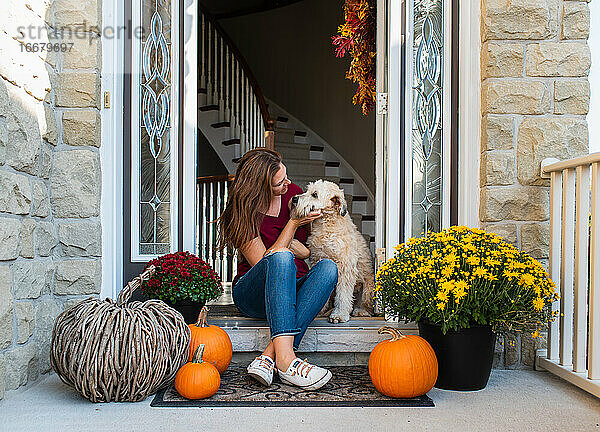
[100,0,125,299]
[182,0,198,253]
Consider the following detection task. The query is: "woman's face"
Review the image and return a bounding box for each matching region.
[271,163,290,196]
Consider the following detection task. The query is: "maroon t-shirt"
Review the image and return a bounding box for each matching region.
[233,183,309,286]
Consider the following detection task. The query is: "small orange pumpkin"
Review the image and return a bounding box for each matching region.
[187,306,233,373]
[175,344,221,399]
[368,326,438,398]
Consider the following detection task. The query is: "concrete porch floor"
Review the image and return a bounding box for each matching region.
[1,369,598,432]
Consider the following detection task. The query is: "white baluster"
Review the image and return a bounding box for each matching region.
[212,27,218,104]
[224,47,231,124]
[560,168,576,366]
[202,183,208,260]
[207,22,213,105]
[209,182,215,270]
[219,37,224,121]
[200,13,206,91]
[589,162,600,380]
[215,181,221,277]
[548,170,563,361]
[574,165,591,373]
[196,182,200,256]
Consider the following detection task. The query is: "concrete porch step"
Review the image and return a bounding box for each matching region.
[210,316,418,353]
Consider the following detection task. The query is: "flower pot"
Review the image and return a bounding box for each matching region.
[166,299,206,324]
[417,321,496,391]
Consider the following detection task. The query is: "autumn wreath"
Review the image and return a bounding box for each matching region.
[332,0,376,115]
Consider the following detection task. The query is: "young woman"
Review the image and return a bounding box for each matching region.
[217,148,338,390]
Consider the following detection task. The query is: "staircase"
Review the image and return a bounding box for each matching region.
[197,8,400,357]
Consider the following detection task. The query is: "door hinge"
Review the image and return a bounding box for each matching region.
[377,92,388,115]
[376,247,387,269]
[103,91,111,109]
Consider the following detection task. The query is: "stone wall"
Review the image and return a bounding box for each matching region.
[481,0,590,368]
[0,0,102,399]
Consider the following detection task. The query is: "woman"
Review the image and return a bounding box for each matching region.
[217,148,338,390]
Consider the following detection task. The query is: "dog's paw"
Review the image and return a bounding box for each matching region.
[351,307,373,317]
[328,310,350,323]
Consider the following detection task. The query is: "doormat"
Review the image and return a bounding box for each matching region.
[151,365,434,407]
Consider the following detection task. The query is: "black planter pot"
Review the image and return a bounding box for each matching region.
[418,321,496,391]
[165,299,206,324]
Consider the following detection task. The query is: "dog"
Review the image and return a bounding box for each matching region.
[290,180,375,323]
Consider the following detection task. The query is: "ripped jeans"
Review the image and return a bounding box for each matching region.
[232,250,338,351]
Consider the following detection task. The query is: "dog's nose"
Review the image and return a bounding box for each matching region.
[291,196,298,206]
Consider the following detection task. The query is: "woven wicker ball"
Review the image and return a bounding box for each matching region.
[50,266,191,402]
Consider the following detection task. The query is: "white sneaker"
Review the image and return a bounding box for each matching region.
[247,354,276,386]
[277,358,332,390]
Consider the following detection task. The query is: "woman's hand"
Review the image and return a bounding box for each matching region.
[291,210,323,227]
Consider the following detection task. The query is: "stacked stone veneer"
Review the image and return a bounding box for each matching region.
[481,0,590,368]
[0,0,102,399]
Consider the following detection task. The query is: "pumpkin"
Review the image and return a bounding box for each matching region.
[368,326,438,398]
[175,344,221,399]
[187,306,233,373]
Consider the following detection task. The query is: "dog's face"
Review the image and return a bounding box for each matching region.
[290,180,347,218]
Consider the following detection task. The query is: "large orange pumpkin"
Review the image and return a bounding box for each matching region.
[175,344,221,400]
[187,306,233,373]
[368,326,438,398]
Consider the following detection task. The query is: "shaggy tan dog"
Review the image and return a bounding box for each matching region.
[290,180,375,323]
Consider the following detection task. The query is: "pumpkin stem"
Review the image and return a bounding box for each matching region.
[378,326,406,341]
[192,344,205,363]
[195,306,210,328]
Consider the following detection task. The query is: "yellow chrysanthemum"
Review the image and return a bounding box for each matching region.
[532,297,544,311]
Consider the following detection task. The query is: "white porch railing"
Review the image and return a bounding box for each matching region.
[197,174,236,305]
[536,152,600,398]
[199,7,274,153]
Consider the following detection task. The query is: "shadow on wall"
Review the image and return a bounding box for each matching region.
[219,0,376,193]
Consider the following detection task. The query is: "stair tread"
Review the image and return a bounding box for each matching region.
[353,195,368,201]
[310,145,324,151]
[222,138,240,146]
[211,121,230,128]
[362,215,375,221]
[325,161,340,167]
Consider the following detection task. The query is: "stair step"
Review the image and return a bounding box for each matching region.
[340,178,355,184]
[200,104,219,112]
[199,88,207,94]
[275,142,310,160]
[362,215,375,221]
[274,127,295,143]
[292,175,340,190]
[351,213,362,227]
[294,130,307,137]
[222,138,240,146]
[353,195,368,202]
[325,161,340,167]
[276,116,288,123]
[210,317,417,352]
[211,121,230,129]
[284,158,325,177]
[310,145,324,152]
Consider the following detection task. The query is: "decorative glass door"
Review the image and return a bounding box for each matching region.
[404,0,453,239]
[130,0,180,262]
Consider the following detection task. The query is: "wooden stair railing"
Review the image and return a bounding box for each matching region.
[199,7,275,154]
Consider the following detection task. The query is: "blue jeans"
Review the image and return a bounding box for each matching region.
[232,250,338,351]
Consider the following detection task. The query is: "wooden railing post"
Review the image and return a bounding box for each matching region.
[589,162,600,380]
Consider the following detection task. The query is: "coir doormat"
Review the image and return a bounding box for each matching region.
[151,365,434,407]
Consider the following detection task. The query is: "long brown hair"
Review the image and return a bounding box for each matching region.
[216,148,282,251]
